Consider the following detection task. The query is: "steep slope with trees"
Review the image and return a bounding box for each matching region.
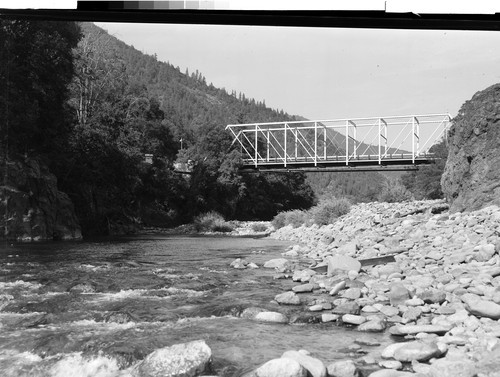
[0,19,82,240]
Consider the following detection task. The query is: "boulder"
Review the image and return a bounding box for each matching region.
[327,255,361,276]
[292,269,317,282]
[337,242,358,255]
[441,83,500,212]
[309,302,332,311]
[342,314,366,325]
[389,324,452,336]
[474,344,500,377]
[230,258,248,269]
[472,244,496,262]
[402,307,422,321]
[241,307,267,320]
[264,258,291,271]
[381,343,407,359]
[326,360,358,377]
[247,358,307,377]
[255,311,288,324]
[275,292,301,305]
[342,288,362,300]
[330,281,347,296]
[392,341,442,362]
[389,284,410,306]
[281,350,327,377]
[309,304,324,312]
[427,358,476,377]
[378,360,402,370]
[417,289,446,304]
[321,314,340,323]
[332,301,360,315]
[292,283,316,293]
[358,319,386,332]
[379,306,399,317]
[132,340,211,377]
[462,293,500,319]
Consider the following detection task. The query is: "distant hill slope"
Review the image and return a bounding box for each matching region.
[90,23,403,160]
[88,23,299,147]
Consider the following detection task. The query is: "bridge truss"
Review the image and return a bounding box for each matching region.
[226,113,452,172]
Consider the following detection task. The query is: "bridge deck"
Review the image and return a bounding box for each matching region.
[240,154,435,172]
[227,113,451,172]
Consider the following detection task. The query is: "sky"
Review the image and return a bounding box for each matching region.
[96,22,500,121]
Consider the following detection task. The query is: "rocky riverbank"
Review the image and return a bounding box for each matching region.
[238,199,500,377]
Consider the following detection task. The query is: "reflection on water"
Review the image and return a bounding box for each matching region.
[0,235,391,376]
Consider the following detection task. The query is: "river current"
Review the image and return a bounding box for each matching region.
[0,234,391,376]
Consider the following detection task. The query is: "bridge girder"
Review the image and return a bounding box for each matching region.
[226,113,451,172]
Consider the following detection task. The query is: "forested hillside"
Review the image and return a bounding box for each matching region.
[1,20,315,237]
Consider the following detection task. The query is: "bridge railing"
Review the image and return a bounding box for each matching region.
[226,113,451,168]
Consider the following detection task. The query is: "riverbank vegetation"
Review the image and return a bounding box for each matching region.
[193,212,234,233]
[272,197,352,229]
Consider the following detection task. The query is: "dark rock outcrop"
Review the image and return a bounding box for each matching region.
[0,158,81,241]
[442,83,500,212]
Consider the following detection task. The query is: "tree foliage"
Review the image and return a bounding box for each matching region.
[3,21,318,236]
[0,20,80,160]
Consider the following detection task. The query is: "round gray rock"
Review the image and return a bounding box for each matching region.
[264,258,291,270]
[327,255,361,276]
[133,340,212,377]
[427,358,476,377]
[255,311,288,324]
[327,359,358,377]
[389,284,410,306]
[282,350,327,377]
[393,341,442,362]
[249,358,307,377]
[275,291,301,305]
[292,283,316,293]
[462,293,500,319]
[358,319,386,332]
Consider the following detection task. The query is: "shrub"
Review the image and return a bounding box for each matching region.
[251,223,268,232]
[211,220,234,233]
[378,177,412,203]
[272,210,308,229]
[311,198,351,225]
[271,212,287,229]
[285,210,308,228]
[194,211,234,232]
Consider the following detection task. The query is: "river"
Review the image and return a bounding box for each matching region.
[0,234,392,376]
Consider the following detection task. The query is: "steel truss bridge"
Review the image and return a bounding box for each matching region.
[226,113,452,172]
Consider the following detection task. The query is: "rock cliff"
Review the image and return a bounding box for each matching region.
[0,158,82,241]
[442,83,500,212]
